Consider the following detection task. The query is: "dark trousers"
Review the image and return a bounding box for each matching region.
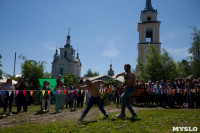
[187,93,194,108]
[70,96,77,109]
[196,92,200,108]
[77,95,84,108]
[17,93,28,112]
[4,93,14,113]
[177,93,183,107]
[0,98,3,107]
[144,92,149,106]
[80,96,107,119]
[168,95,175,108]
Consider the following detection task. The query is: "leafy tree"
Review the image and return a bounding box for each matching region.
[0,54,2,79]
[176,59,191,78]
[63,73,75,86]
[138,44,178,82]
[19,55,47,90]
[84,69,99,77]
[138,44,163,82]
[189,26,200,78]
[161,49,178,80]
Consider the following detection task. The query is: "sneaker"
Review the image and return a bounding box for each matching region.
[131,113,138,119]
[105,114,109,118]
[116,114,126,118]
[9,112,13,116]
[3,113,6,117]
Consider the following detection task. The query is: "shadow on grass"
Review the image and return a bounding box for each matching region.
[80,120,99,125]
[0,116,7,119]
[104,116,142,123]
[12,112,20,115]
[35,110,49,115]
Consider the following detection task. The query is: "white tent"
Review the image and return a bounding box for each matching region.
[0,77,18,85]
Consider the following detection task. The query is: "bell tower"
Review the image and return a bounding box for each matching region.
[136,0,161,73]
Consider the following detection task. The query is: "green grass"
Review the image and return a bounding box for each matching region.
[0,105,200,133]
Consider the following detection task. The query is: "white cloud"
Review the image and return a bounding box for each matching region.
[40,41,58,51]
[102,48,120,57]
[163,46,191,59]
[101,36,121,57]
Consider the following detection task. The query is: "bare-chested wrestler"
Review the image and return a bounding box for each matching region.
[73,79,109,121]
[114,64,138,119]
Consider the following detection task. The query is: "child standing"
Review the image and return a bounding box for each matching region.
[42,81,51,112]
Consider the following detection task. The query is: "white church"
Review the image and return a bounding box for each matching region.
[51,31,82,78]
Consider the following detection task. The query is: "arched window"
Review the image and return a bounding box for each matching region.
[146,28,153,43]
[64,51,67,59]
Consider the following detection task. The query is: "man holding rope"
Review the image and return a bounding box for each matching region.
[114,64,138,119]
[73,79,109,121]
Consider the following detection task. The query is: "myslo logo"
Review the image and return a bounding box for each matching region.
[173,127,198,132]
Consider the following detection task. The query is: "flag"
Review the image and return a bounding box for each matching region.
[48,90,51,95]
[81,90,83,94]
[16,90,19,96]
[68,90,70,95]
[63,90,66,95]
[30,91,34,96]
[23,91,27,97]
[58,90,61,95]
[9,91,12,96]
[54,91,56,95]
[42,90,45,96]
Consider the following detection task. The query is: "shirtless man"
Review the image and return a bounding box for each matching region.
[73,79,109,121]
[114,64,138,119]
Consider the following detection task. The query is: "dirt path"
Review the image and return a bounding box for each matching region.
[0,106,154,128]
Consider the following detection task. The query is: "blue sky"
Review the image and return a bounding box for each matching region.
[0,0,200,77]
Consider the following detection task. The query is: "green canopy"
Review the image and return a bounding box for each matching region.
[38,78,64,91]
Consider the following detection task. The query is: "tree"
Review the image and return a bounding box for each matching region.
[138,44,163,82]
[20,55,48,90]
[161,49,178,80]
[0,54,2,79]
[138,44,178,82]
[176,59,191,78]
[189,26,200,78]
[84,69,99,77]
[63,73,75,86]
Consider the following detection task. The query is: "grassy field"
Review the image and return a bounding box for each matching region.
[0,105,200,133]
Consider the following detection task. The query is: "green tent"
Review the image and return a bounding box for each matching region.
[38,78,64,91]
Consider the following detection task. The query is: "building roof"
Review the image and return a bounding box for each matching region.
[86,75,111,82]
[112,74,124,82]
[83,74,124,83]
